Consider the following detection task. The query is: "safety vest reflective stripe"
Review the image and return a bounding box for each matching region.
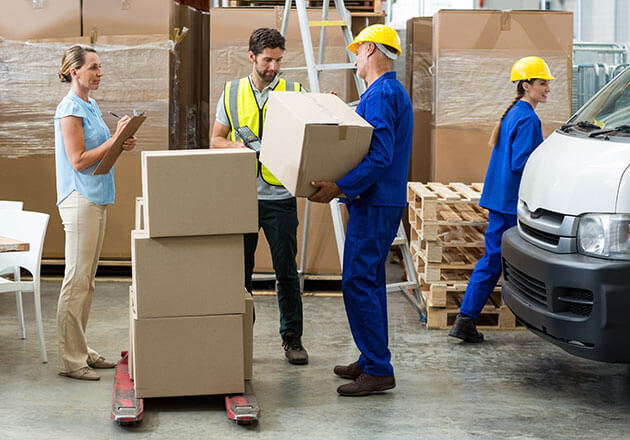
[225,77,301,187]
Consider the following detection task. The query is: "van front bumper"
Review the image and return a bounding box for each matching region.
[501,227,630,363]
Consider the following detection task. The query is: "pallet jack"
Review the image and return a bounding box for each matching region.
[111,351,260,426]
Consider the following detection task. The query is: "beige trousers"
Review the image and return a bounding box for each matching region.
[57,190,107,373]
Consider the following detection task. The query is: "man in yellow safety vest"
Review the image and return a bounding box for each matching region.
[211,27,307,365]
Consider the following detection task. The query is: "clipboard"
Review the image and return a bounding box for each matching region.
[93,115,146,175]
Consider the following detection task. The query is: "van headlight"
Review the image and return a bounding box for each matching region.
[577,214,630,260]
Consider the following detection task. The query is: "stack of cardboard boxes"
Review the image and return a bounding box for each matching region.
[129,148,257,398]
[406,10,573,184]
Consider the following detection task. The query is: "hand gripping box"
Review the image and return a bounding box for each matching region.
[259,92,373,198]
[141,149,258,238]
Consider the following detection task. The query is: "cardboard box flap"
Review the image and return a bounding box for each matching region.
[307,93,372,128]
[269,91,339,125]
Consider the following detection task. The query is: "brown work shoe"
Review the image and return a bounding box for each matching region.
[88,356,117,369]
[282,332,309,365]
[337,373,395,397]
[333,361,362,380]
[59,367,100,381]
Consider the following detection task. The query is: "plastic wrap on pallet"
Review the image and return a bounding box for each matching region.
[433,51,571,129]
[169,0,210,149]
[411,49,432,112]
[0,36,169,157]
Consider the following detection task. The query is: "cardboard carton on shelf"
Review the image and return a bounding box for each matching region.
[0,0,81,40]
[260,92,373,198]
[131,230,246,318]
[141,149,258,238]
[131,313,244,398]
[83,0,170,37]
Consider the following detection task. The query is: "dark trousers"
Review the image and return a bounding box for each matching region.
[244,198,302,337]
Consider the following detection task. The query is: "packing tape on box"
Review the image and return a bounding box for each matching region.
[433,50,571,129]
[0,36,170,157]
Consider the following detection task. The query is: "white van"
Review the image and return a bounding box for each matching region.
[501,66,630,363]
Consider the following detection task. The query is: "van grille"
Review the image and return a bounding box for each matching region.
[503,259,548,309]
[519,221,560,246]
[558,289,593,317]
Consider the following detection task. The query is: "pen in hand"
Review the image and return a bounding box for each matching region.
[109,111,121,119]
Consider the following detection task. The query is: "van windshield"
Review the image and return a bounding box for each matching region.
[564,66,630,139]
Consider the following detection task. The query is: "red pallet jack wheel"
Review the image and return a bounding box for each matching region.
[225,380,260,425]
[111,351,260,425]
[111,351,144,425]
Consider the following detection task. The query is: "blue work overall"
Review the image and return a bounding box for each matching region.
[336,72,413,377]
[460,100,543,319]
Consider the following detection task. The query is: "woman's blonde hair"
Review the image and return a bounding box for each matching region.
[488,80,531,147]
[58,45,97,83]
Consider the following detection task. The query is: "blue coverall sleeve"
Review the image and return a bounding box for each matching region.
[336,89,396,201]
[510,116,541,174]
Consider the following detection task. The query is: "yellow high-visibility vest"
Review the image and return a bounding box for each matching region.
[224,77,301,186]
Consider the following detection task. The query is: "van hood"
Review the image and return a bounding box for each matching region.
[519,131,630,216]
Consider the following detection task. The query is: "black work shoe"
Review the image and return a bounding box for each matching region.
[337,373,395,397]
[448,313,484,343]
[282,332,309,365]
[333,361,362,380]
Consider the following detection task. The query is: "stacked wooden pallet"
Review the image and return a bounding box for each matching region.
[230,0,383,13]
[407,182,520,330]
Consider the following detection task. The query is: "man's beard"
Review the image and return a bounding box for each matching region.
[255,66,277,83]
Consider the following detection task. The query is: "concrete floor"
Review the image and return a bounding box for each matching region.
[1,279,630,439]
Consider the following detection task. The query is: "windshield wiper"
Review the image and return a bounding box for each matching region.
[588,124,630,138]
[559,121,601,132]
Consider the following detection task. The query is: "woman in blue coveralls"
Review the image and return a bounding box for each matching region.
[448,56,554,343]
[55,45,136,380]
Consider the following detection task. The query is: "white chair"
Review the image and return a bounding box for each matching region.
[0,210,50,363]
[0,201,26,339]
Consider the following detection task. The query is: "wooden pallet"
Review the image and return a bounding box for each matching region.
[411,241,483,283]
[421,284,503,308]
[409,226,486,254]
[425,304,521,330]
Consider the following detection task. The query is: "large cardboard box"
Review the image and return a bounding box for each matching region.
[260,92,373,198]
[132,313,244,398]
[131,230,246,318]
[141,149,258,238]
[0,0,81,40]
[406,10,572,183]
[83,0,169,36]
[405,17,433,183]
[243,291,254,381]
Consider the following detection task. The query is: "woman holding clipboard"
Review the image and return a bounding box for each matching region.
[54,44,136,381]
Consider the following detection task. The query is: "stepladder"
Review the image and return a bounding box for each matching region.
[280,0,423,316]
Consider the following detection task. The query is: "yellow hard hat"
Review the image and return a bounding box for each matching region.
[347,24,402,57]
[510,56,555,82]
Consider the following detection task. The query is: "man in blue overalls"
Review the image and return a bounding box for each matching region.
[309,24,413,396]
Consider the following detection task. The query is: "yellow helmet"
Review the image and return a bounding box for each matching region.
[510,56,555,82]
[347,24,402,57]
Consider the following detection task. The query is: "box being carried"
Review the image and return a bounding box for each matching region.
[260,92,373,198]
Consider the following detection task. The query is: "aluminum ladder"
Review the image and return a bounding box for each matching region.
[280,0,423,315]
